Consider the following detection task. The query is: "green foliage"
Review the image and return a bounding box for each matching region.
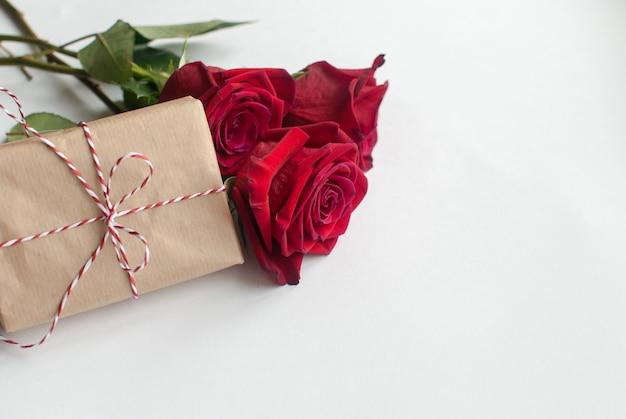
[78,20,135,84]
[7,113,76,141]
[2,15,249,138]
[133,45,180,73]
[133,20,250,44]
[75,19,248,109]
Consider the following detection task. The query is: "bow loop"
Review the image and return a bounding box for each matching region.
[106,152,155,212]
[79,123,156,300]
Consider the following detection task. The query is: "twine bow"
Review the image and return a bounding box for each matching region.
[79,121,154,299]
[0,88,226,348]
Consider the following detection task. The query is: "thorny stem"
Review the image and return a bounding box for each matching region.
[0,35,79,58]
[0,0,124,113]
[0,56,88,75]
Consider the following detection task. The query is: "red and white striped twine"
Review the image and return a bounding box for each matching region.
[0,87,226,348]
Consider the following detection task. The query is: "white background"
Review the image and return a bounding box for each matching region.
[1,0,626,418]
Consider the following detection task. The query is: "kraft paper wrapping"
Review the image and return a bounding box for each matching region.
[0,97,243,332]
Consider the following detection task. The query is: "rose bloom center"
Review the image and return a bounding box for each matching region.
[311,163,356,225]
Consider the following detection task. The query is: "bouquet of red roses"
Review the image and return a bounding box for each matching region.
[158,57,388,284]
[0,2,388,286]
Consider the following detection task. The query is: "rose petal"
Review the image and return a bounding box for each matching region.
[232,186,303,285]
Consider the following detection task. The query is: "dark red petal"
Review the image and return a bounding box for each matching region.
[159,61,219,102]
[232,186,303,285]
[244,128,310,250]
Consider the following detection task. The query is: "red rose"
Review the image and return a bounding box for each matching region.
[283,55,388,171]
[232,122,368,285]
[159,61,295,176]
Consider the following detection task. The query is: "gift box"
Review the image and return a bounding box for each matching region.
[0,97,243,333]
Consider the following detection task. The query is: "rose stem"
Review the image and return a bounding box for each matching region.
[0,42,32,79]
[0,0,124,114]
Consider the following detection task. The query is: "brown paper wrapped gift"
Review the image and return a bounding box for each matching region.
[0,97,243,332]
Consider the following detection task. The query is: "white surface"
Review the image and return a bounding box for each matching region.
[1,0,626,417]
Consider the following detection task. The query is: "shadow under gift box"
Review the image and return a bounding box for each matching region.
[0,97,243,333]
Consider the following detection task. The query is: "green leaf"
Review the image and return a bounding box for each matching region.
[121,77,160,109]
[78,20,135,83]
[130,62,171,91]
[121,78,159,99]
[122,86,159,109]
[178,38,189,69]
[133,20,250,44]
[133,45,180,73]
[7,113,76,142]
